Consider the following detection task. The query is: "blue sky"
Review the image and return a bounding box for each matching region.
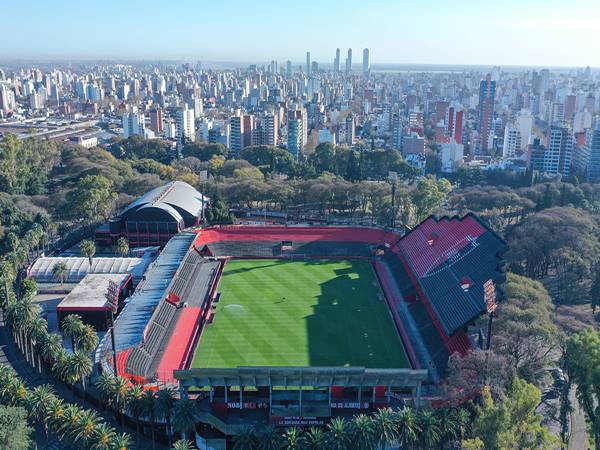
[1,0,599,66]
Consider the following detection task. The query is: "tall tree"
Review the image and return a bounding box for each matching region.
[61,314,84,351]
[52,262,68,286]
[0,405,34,450]
[171,398,197,442]
[116,237,129,257]
[80,239,96,268]
[325,417,351,450]
[468,381,558,449]
[565,328,600,449]
[156,388,176,447]
[66,175,117,226]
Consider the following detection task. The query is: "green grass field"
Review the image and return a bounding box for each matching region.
[191,259,409,369]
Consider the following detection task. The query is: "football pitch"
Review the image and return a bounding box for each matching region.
[191,259,409,369]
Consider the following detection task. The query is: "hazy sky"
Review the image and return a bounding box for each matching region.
[2,0,599,67]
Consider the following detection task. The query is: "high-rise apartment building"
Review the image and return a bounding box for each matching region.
[445,105,463,144]
[334,48,340,73]
[242,114,254,148]
[478,74,496,152]
[502,123,521,158]
[229,113,243,156]
[345,49,352,74]
[176,104,195,143]
[516,109,533,151]
[544,126,573,176]
[345,113,355,145]
[586,123,600,182]
[149,107,164,134]
[123,108,145,138]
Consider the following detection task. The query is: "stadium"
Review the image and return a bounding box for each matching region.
[98,216,506,431]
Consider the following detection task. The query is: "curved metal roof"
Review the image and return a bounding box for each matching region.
[119,181,207,222]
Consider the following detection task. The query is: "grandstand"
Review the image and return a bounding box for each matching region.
[99,218,505,430]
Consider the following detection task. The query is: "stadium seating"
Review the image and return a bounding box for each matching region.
[124,251,221,381]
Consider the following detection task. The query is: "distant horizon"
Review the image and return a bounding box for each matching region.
[2,0,599,67]
[0,59,597,72]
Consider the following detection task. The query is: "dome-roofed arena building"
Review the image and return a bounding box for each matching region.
[95,181,208,247]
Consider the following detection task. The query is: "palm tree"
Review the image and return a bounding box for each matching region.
[96,372,117,409]
[72,408,101,447]
[233,426,258,450]
[26,384,57,448]
[39,332,63,366]
[171,439,196,450]
[116,237,129,257]
[80,239,96,268]
[111,376,131,427]
[325,417,351,450]
[55,351,93,401]
[456,407,471,442]
[7,295,39,364]
[26,316,47,372]
[61,313,84,351]
[397,407,420,449]
[172,397,198,442]
[300,427,326,450]
[283,427,303,450]
[91,422,117,450]
[140,389,158,450]
[77,323,99,353]
[55,403,83,443]
[0,366,27,406]
[46,396,67,440]
[416,409,441,450]
[257,425,284,450]
[52,262,68,286]
[156,388,176,447]
[0,259,16,304]
[111,432,133,450]
[349,413,377,450]
[127,385,145,447]
[436,408,460,447]
[373,407,399,449]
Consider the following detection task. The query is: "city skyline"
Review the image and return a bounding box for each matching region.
[2,0,599,67]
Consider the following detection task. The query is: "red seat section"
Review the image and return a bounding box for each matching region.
[398,216,485,278]
[195,226,400,246]
[155,307,203,383]
[115,348,132,377]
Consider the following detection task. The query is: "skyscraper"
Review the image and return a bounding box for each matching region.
[502,123,521,158]
[586,122,600,181]
[362,48,370,75]
[149,107,164,134]
[478,74,496,152]
[334,48,340,73]
[306,52,311,75]
[544,126,573,176]
[286,60,292,77]
[229,113,243,156]
[345,113,355,145]
[122,108,145,138]
[176,104,195,143]
[345,48,352,74]
[287,108,306,159]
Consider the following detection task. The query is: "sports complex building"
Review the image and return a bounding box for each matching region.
[98,216,506,431]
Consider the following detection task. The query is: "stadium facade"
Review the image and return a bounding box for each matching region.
[98,218,505,432]
[95,181,209,247]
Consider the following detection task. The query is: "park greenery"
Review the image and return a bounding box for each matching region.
[3,134,600,447]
